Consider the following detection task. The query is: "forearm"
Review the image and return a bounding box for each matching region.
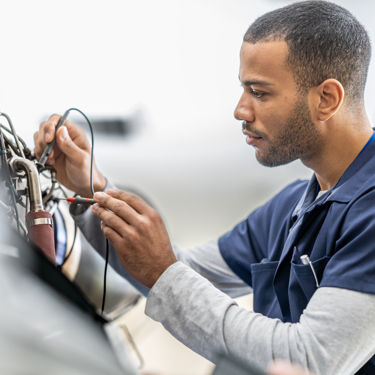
[72,184,250,297]
[173,240,252,298]
[145,262,375,374]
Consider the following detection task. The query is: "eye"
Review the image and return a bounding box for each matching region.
[251,90,264,98]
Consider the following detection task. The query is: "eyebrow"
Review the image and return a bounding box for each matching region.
[239,77,274,87]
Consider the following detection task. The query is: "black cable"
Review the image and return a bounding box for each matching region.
[0,128,20,234]
[66,108,95,197]
[55,108,95,267]
[59,223,77,267]
[57,109,109,314]
[101,238,109,313]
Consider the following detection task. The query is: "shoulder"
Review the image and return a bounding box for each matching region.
[255,179,309,219]
[219,179,308,243]
[269,179,308,204]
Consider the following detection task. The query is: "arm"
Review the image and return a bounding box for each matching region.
[90,182,375,374]
[175,240,252,298]
[145,262,375,375]
[35,115,250,297]
[72,186,251,297]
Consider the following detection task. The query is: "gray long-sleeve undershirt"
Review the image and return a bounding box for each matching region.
[71,193,375,375]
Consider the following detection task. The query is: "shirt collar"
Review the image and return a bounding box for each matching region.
[292,130,375,220]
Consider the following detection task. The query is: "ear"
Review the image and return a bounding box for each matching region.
[311,79,345,122]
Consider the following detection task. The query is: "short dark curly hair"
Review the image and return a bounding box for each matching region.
[244,1,371,104]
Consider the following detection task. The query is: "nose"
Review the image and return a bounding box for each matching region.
[234,92,255,123]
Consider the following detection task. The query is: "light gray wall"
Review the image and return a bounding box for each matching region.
[0,0,373,247]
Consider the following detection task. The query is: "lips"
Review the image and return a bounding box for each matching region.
[246,135,262,145]
[242,129,262,145]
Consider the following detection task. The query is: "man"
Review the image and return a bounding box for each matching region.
[34,1,375,374]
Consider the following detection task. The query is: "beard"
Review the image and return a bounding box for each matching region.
[244,97,321,167]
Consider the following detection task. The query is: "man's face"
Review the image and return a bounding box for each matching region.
[235,41,321,167]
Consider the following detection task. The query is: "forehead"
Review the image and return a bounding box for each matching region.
[239,41,296,88]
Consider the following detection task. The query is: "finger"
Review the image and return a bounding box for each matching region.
[267,361,306,375]
[33,131,41,158]
[55,126,89,164]
[33,128,51,158]
[92,203,131,236]
[41,114,62,143]
[100,221,123,246]
[34,115,62,160]
[39,113,90,152]
[93,192,141,225]
[62,118,91,151]
[46,157,55,166]
[106,189,151,215]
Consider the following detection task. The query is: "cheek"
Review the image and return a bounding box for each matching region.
[255,107,280,133]
[257,101,293,130]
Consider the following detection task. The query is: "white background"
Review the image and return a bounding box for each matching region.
[0,0,374,248]
[1,1,374,374]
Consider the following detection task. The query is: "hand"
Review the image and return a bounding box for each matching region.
[33,114,106,197]
[268,361,313,375]
[92,189,178,288]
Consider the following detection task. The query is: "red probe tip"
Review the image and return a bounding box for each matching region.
[67,197,75,203]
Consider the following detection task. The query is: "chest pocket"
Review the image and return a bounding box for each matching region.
[251,261,283,319]
[291,253,331,301]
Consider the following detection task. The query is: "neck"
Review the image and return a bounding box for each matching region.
[302,115,373,191]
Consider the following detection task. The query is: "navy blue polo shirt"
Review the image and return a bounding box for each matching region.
[219,134,375,374]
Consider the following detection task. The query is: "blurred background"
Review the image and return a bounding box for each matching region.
[0,0,374,374]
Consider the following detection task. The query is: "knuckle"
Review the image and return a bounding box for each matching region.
[49,113,61,121]
[125,192,136,203]
[94,206,104,217]
[33,132,40,146]
[101,225,111,237]
[39,121,46,131]
[138,217,154,236]
[106,213,116,226]
[128,228,140,242]
[149,208,161,222]
[113,200,123,212]
[137,217,149,231]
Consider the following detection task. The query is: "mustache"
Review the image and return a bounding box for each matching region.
[242,122,265,138]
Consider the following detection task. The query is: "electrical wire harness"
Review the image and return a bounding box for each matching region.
[0,109,109,315]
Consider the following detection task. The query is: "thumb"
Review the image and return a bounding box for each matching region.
[268,361,309,375]
[56,126,88,162]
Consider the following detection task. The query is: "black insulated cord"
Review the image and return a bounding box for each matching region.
[49,108,109,315]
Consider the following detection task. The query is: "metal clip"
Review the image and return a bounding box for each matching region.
[300,255,319,288]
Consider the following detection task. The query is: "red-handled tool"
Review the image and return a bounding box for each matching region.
[65,197,96,205]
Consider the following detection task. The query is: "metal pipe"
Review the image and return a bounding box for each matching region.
[10,157,43,212]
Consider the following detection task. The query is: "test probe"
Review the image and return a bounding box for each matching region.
[37,110,70,171]
[63,197,96,205]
